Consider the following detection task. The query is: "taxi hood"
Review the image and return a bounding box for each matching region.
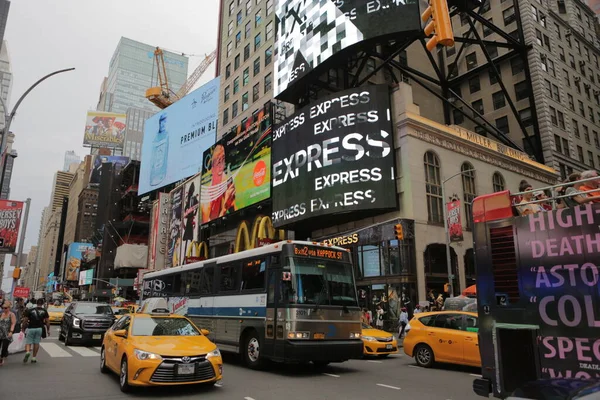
[362,328,393,338]
[130,335,217,357]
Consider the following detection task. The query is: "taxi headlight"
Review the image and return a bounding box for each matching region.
[361,335,376,341]
[134,349,162,361]
[206,348,221,359]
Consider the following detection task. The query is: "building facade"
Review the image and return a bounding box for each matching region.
[0,131,16,200]
[75,188,98,243]
[0,40,12,132]
[103,37,189,114]
[123,106,154,161]
[21,246,38,290]
[0,1,9,46]
[63,150,80,172]
[49,171,74,211]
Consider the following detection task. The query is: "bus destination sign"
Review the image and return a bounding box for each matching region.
[292,245,348,261]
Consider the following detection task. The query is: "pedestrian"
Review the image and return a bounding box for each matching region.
[398,307,409,338]
[12,297,25,334]
[367,309,373,327]
[21,298,50,364]
[375,305,385,330]
[413,304,422,314]
[0,300,17,366]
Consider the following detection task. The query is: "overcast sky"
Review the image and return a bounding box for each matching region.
[5,0,219,260]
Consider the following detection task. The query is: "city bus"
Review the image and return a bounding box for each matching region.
[142,240,363,369]
[470,183,600,398]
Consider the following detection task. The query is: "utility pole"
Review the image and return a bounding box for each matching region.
[10,198,31,300]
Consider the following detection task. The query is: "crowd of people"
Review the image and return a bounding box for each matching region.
[516,170,600,216]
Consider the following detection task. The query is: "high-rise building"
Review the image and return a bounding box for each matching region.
[0,40,12,131]
[102,37,189,114]
[0,131,16,199]
[217,0,276,137]
[63,150,81,172]
[123,107,154,161]
[49,171,74,211]
[0,1,9,46]
[63,156,92,247]
[21,246,38,290]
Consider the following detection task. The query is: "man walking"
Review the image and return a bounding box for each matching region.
[21,298,50,363]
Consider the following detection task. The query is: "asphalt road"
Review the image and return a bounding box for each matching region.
[0,327,483,400]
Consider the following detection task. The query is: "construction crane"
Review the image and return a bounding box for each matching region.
[146,47,217,109]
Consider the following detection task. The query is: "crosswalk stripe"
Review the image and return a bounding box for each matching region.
[68,347,100,357]
[40,342,72,358]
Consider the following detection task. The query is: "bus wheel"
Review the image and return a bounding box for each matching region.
[414,344,434,368]
[243,331,264,370]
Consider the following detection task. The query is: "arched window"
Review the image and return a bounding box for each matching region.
[424,151,443,223]
[461,163,477,229]
[492,172,505,192]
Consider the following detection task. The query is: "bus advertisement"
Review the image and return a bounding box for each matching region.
[142,240,363,368]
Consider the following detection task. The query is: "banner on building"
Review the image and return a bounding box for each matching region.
[447,199,464,242]
[156,193,170,270]
[200,107,271,224]
[83,111,126,149]
[65,243,95,282]
[13,287,30,299]
[168,185,183,268]
[181,175,201,264]
[148,200,159,271]
[89,155,130,184]
[0,200,24,253]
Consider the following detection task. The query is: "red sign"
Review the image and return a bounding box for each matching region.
[13,286,30,299]
[0,200,24,253]
[256,238,275,248]
[446,200,464,242]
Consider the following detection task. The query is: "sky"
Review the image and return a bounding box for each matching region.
[4,0,220,269]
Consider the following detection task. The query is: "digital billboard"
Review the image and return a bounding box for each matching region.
[181,175,201,264]
[167,185,183,268]
[274,0,422,98]
[0,200,24,253]
[271,85,396,228]
[65,243,95,282]
[200,107,271,224]
[89,155,130,184]
[139,77,220,195]
[83,111,127,149]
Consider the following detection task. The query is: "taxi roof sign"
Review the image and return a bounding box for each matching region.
[139,297,169,314]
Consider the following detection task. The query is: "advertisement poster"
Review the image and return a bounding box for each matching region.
[274,0,421,98]
[271,85,396,227]
[0,200,24,253]
[138,77,220,195]
[13,287,30,299]
[89,155,130,184]
[65,243,95,282]
[513,205,600,379]
[78,269,94,286]
[83,111,126,149]
[180,175,201,264]
[148,200,159,271]
[156,193,170,271]
[168,185,183,268]
[447,199,463,242]
[201,108,271,224]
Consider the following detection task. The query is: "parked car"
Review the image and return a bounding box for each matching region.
[60,301,115,346]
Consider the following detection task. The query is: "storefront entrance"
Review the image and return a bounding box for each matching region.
[423,243,458,299]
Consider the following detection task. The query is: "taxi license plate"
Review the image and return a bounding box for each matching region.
[314,333,325,340]
[178,364,195,375]
[385,344,393,350]
[92,334,102,340]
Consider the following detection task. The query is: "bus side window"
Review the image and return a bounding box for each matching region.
[220,262,241,292]
[241,258,266,291]
[200,266,215,295]
[267,270,277,305]
[182,271,202,295]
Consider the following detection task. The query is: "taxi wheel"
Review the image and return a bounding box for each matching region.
[414,344,434,368]
[100,347,109,374]
[243,330,264,370]
[120,358,131,393]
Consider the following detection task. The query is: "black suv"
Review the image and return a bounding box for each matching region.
[60,302,115,346]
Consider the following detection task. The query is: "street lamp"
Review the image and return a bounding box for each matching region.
[441,168,476,298]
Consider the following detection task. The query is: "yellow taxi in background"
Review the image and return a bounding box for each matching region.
[100,300,223,392]
[403,311,480,368]
[361,323,398,358]
[47,306,65,324]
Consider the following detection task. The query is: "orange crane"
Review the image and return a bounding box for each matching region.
[145,47,217,109]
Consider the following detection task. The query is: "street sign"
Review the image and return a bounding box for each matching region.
[13,286,30,299]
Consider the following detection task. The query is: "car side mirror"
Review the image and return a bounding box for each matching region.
[114,329,128,338]
[200,329,210,336]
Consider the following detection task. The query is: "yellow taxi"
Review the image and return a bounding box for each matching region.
[100,300,223,392]
[47,306,66,324]
[403,311,480,368]
[361,323,398,357]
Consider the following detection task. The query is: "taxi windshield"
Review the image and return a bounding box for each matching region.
[132,317,200,337]
[47,307,64,312]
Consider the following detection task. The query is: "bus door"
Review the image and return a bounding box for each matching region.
[264,266,288,360]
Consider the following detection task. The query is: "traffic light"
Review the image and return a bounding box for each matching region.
[12,267,21,279]
[394,224,404,240]
[421,0,455,52]
[444,283,450,293]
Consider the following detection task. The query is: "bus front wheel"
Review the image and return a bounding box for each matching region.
[243,330,265,370]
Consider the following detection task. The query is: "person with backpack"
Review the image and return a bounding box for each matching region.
[21,298,50,364]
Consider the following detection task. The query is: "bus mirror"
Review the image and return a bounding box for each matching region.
[282,272,292,281]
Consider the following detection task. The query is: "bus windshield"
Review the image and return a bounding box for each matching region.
[284,256,358,307]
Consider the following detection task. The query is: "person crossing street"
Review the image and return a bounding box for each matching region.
[21,298,50,364]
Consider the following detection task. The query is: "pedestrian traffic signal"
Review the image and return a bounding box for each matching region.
[395,224,404,240]
[421,0,455,52]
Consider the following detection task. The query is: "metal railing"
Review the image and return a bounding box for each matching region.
[512,176,600,211]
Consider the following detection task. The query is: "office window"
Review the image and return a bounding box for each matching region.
[242,92,249,111]
[535,29,543,46]
[547,59,555,76]
[550,107,558,126]
[237,10,242,26]
[253,57,260,76]
[503,6,515,25]
[243,67,249,86]
[492,91,506,110]
[492,172,505,192]
[558,46,565,62]
[520,108,533,127]
[554,134,563,153]
[227,41,233,57]
[558,111,565,130]
[485,43,498,59]
[578,146,584,162]
[255,33,261,50]
[469,76,480,93]
[545,79,552,97]
[489,69,500,85]
[573,119,580,137]
[483,18,493,37]
[265,21,273,41]
[265,46,272,65]
[236,31,242,47]
[532,5,538,22]
[252,83,260,102]
[562,138,569,156]
[246,0,251,15]
[515,81,529,101]
[224,86,230,102]
[472,99,484,114]
[453,108,464,124]
[245,21,251,38]
[232,100,239,118]
[424,151,443,224]
[578,100,585,116]
[554,23,561,39]
[235,54,241,70]
[266,0,273,16]
[255,10,262,27]
[594,131,599,148]
[229,1,234,16]
[225,63,231,79]
[589,151,595,168]
[461,163,476,229]
[496,116,509,134]
[552,84,560,103]
[466,53,478,70]
[584,125,590,143]
[223,108,229,125]
[563,70,570,86]
[568,94,574,110]
[264,72,272,92]
[233,77,240,94]
[244,44,250,61]
[511,57,524,75]
[590,107,595,123]
[228,21,234,37]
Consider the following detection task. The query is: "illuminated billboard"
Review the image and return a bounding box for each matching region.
[167,185,184,268]
[66,243,95,282]
[0,200,24,253]
[89,155,130,184]
[139,77,220,195]
[274,0,422,98]
[200,107,271,224]
[271,85,396,227]
[83,111,127,149]
[180,175,201,264]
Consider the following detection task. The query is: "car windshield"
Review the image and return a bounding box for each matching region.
[47,307,64,312]
[282,256,358,307]
[75,304,113,315]
[131,317,200,337]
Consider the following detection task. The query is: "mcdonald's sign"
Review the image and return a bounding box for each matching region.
[234,215,286,253]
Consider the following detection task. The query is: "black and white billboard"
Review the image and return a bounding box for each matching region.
[271,85,396,228]
[274,0,422,98]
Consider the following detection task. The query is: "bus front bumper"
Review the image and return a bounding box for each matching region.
[284,340,363,362]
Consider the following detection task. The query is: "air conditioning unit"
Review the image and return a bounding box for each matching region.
[579,60,586,66]
[574,76,581,83]
[565,29,572,37]
[584,83,591,89]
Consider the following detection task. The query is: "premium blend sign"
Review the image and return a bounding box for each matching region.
[271,85,396,227]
